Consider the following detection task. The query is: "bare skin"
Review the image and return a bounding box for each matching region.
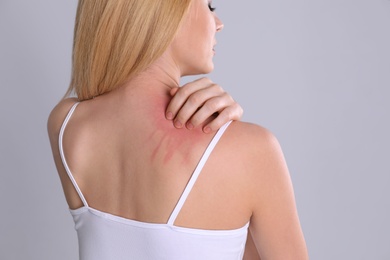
[48,82,308,259]
[48,0,308,258]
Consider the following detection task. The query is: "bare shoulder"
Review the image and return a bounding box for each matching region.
[47,98,79,142]
[220,120,290,205]
[223,120,282,160]
[47,98,85,209]
[225,119,288,175]
[224,122,308,259]
[215,120,287,197]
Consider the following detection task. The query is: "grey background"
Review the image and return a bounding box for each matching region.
[1,0,389,259]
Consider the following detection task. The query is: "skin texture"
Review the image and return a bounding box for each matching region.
[48,0,308,258]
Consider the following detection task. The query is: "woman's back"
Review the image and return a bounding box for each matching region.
[49,85,308,259]
[48,85,268,259]
[54,84,254,228]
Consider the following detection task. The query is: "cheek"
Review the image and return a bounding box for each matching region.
[196,16,215,45]
[169,11,216,74]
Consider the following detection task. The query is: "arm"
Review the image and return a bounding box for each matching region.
[247,128,308,259]
[165,77,243,133]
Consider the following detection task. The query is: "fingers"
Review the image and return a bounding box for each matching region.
[165,77,243,133]
[202,103,243,133]
[166,77,213,121]
[188,92,233,127]
[174,84,225,129]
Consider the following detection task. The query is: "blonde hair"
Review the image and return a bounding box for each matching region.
[65,0,192,101]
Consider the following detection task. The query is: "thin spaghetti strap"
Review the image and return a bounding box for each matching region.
[58,102,89,207]
[167,120,233,225]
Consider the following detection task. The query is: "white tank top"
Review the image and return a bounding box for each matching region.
[59,102,249,260]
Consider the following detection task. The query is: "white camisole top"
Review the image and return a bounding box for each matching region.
[59,102,249,260]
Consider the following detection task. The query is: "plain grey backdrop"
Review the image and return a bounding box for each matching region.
[1,0,389,259]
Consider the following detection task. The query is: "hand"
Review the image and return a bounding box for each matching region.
[165,77,243,133]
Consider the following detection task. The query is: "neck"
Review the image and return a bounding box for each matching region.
[121,51,182,95]
[99,52,182,123]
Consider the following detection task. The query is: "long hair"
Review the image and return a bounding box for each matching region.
[65,0,192,101]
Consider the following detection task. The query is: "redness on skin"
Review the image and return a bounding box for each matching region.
[144,91,207,165]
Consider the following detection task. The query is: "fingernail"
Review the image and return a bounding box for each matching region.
[187,122,194,130]
[166,112,173,120]
[203,127,211,133]
[174,120,182,128]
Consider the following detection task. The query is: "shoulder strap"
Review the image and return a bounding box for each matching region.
[167,120,233,225]
[58,102,89,207]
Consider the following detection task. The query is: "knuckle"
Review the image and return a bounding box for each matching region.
[216,84,224,93]
[234,102,243,112]
[211,83,223,93]
[205,99,220,112]
[222,92,233,102]
[179,88,190,97]
[231,105,242,119]
[173,90,184,100]
[188,94,201,106]
[217,96,227,107]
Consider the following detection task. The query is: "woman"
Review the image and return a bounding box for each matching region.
[48,0,308,259]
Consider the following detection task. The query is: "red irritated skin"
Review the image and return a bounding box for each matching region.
[142,88,215,165]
